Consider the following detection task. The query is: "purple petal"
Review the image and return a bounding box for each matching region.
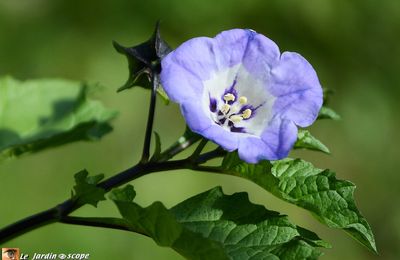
[213,29,252,68]
[160,37,218,103]
[160,62,203,102]
[202,125,239,151]
[167,37,218,80]
[241,32,281,81]
[238,137,271,163]
[270,52,323,127]
[261,118,298,159]
[181,100,213,133]
[238,118,297,163]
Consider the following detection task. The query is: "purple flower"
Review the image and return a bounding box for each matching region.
[160,29,323,163]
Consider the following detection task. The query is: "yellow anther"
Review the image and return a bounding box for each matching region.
[223,93,235,102]
[239,96,247,104]
[230,115,243,123]
[242,109,252,119]
[221,104,230,114]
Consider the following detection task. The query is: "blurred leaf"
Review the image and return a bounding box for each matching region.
[221,153,377,253]
[72,170,105,207]
[318,106,341,120]
[322,88,335,105]
[294,129,330,154]
[0,76,117,162]
[114,21,172,92]
[110,185,327,259]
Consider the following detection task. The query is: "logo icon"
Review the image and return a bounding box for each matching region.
[2,248,19,260]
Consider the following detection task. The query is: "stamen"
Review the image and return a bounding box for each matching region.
[239,96,247,104]
[221,104,230,114]
[242,109,252,119]
[212,91,255,132]
[230,115,243,123]
[224,93,235,102]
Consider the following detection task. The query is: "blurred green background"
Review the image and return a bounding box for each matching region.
[1,0,399,259]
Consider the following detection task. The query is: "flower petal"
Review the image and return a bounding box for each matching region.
[160,63,204,102]
[182,99,239,151]
[241,32,281,81]
[160,37,217,102]
[238,118,297,163]
[181,100,213,133]
[202,125,239,151]
[270,52,323,127]
[238,136,271,163]
[213,29,252,68]
[261,118,298,159]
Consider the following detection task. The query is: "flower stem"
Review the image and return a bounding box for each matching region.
[140,74,158,163]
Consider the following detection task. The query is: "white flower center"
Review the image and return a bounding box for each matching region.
[201,64,276,136]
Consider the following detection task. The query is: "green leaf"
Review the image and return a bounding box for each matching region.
[0,76,117,162]
[72,169,106,207]
[110,185,328,259]
[294,129,330,154]
[109,183,136,202]
[318,106,341,120]
[221,153,377,253]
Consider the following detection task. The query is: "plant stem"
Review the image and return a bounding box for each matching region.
[189,139,208,161]
[60,216,148,237]
[157,130,201,162]
[140,74,158,163]
[0,149,225,244]
[0,208,58,243]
